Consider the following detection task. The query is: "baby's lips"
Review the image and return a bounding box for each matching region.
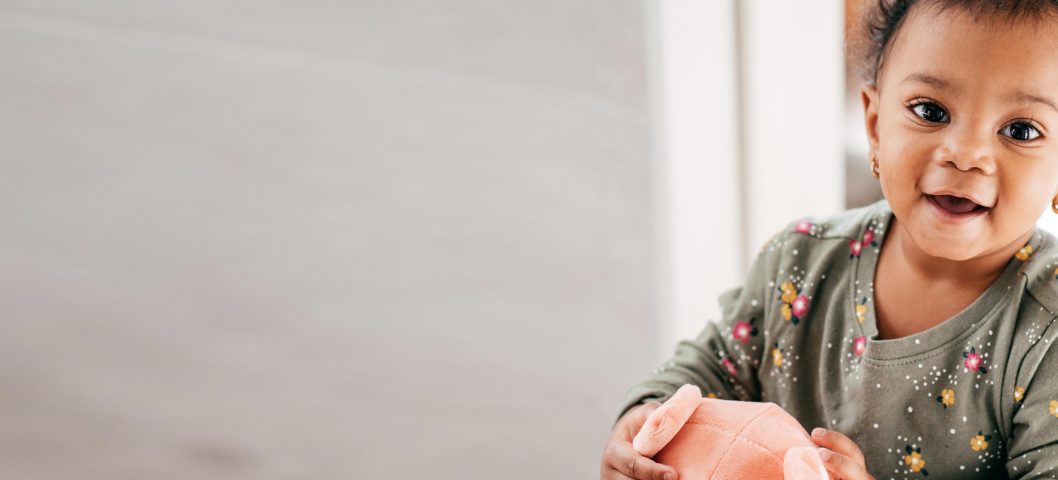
[924,189,993,209]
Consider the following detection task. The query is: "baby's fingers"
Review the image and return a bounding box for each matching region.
[812,428,866,466]
[816,448,874,480]
[601,441,678,480]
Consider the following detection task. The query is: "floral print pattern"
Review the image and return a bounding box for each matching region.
[780,282,797,303]
[781,303,793,322]
[794,220,819,236]
[777,282,809,325]
[904,445,928,475]
[731,318,758,345]
[962,347,987,374]
[792,294,809,319]
[721,356,737,377]
[1015,244,1033,262]
[771,343,785,369]
[970,431,991,452]
[849,227,878,259]
[863,228,877,247]
[849,239,863,257]
[852,335,866,357]
[937,388,955,408]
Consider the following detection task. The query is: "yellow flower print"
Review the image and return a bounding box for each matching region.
[970,431,991,452]
[1049,400,1058,418]
[780,281,797,304]
[1015,244,1033,261]
[936,388,955,408]
[855,303,867,324]
[1014,386,1025,403]
[903,450,926,473]
[777,281,810,326]
[772,347,784,367]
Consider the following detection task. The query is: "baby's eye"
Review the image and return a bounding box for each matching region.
[908,100,949,123]
[1000,122,1042,142]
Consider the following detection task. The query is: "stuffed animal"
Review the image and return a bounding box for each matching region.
[632,384,829,480]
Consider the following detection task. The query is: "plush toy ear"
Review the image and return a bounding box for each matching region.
[632,384,702,457]
[783,446,829,480]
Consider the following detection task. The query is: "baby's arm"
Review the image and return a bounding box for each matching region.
[613,227,790,427]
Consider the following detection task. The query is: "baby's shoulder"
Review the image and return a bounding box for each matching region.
[1002,229,1058,406]
[1019,227,1058,319]
[759,199,886,260]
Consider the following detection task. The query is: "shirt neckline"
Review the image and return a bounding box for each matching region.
[852,198,1025,362]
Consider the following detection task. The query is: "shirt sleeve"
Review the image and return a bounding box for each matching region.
[613,227,788,427]
[1004,312,1058,478]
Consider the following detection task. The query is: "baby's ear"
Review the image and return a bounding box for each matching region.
[632,384,701,457]
[860,82,880,152]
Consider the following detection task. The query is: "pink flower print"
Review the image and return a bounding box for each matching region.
[862,229,875,246]
[963,347,988,374]
[853,335,866,357]
[849,239,863,258]
[792,294,810,320]
[795,220,814,235]
[778,283,810,326]
[731,318,758,345]
[721,356,738,376]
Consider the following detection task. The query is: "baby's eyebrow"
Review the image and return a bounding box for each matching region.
[1009,91,1058,115]
[900,72,958,92]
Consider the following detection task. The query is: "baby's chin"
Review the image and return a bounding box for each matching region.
[893,195,992,258]
[905,221,991,262]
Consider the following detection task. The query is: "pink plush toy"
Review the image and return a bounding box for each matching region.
[632,384,829,480]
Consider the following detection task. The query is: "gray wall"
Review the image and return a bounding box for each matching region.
[0,2,657,478]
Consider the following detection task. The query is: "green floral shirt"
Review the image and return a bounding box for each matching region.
[617,198,1058,479]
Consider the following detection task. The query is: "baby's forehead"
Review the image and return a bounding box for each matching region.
[883,5,1058,97]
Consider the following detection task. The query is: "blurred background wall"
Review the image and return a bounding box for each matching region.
[7,1,1042,479]
[0,1,657,478]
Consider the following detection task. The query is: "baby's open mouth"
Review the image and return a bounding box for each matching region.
[926,194,989,216]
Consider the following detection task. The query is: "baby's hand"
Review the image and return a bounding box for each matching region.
[811,428,875,480]
[600,401,679,480]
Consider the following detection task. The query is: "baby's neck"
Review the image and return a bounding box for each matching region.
[872,217,1033,340]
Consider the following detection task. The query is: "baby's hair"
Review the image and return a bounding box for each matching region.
[855,0,1058,87]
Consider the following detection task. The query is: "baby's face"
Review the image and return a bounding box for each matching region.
[861,5,1058,261]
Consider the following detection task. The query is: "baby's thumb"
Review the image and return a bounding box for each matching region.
[633,384,701,457]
